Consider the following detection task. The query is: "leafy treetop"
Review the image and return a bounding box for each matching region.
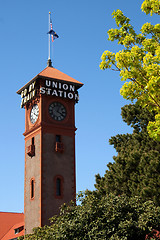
[19,193,160,240]
[100,0,160,141]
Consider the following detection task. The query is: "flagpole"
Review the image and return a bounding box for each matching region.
[48,12,51,60]
[47,11,59,67]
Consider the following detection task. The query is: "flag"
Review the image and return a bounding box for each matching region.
[48,17,59,42]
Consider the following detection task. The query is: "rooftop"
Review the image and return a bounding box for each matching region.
[17,66,83,94]
[0,212,24,240]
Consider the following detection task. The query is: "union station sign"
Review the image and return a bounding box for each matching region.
[20,79,79,108]
[40,80,79,101]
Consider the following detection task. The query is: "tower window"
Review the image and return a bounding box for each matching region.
[56,135,61,143]
[55,135,64,152]
[54,176,63,198]
[56,178,61,196]
[32,137,35,145]
[30,178,35,199]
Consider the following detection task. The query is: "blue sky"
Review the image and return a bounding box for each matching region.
[0,0,159,213]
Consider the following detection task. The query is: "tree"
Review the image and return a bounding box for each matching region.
[95,104,160,206]
[20,104,160,239]
[20,193,160,240]
[100,0,160,141]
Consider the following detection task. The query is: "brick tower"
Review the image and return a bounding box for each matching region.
[17,64,83,234]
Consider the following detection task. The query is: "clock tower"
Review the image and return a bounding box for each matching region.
[17,65,83,234]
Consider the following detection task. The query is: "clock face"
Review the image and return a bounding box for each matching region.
[30,104,39,124]
[49,102,67,121]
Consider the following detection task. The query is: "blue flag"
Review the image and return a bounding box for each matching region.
[48,29,59,41]
[47,17,59,42]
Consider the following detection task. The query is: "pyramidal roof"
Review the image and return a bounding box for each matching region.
[17,66,83,94]
[39,67,83,85]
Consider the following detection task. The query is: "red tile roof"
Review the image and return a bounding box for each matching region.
[38,67,83,85]
[1,221,24,240]
[17,66,83,94]
[0,212,24,239]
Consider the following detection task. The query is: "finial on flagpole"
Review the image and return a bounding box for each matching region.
[47,58,52,67]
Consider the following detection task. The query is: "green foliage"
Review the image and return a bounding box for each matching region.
[141,0,160,15]
[95,104,160,206]
[23,193,160,240]
[17,237,24,240]
[100,0,160,141]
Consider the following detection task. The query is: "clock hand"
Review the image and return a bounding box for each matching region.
[57,106,64,115]
[53,109,61,117]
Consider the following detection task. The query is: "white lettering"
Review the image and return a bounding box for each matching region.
[29,82,36,92]
[63,84,68,90]
[59,82,62,89]
[39,84,79,102]
[21,98,24,108]
[33,81,36,89]
[46,80,51,87]
[52,89,58,96]
[24,89,27,96]
[30,90,35,99]
[75,93,79,101]
[64,91,67,98]
[24,96,27,104]
[40,87,46,94]
[58,90,63,97]
[70,85,75,91]
[45,80,75,93]
[27,94,30,101]
[68,92,74,99]
[52,81,57,88]
[33,90,35,97]
[47,88,52,95]
[21,90,24,98]
[29,85,32,92]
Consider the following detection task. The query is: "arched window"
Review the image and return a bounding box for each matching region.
[54,176,63,198]
[30,178,35,199]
